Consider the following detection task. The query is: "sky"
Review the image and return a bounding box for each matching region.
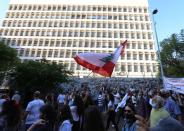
[0,0,184,42]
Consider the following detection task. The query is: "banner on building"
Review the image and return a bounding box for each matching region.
[163,77,184,94]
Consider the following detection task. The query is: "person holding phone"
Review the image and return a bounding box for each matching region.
[27,104,57,131]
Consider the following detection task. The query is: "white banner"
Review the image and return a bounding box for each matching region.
[163,77,184,94]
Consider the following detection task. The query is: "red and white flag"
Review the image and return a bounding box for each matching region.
[74,40,127,77]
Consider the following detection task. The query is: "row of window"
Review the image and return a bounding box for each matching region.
[9,4,148,13]
[17,48,155,61]
[2,29,153,39]
[6,12,150,21]
[3,20,151,30]
[59,62,158,72]
[117,64,157,72]
[20,58,157,73]
[1,38,154,50]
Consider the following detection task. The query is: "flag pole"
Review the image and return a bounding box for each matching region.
[152,9,164,80]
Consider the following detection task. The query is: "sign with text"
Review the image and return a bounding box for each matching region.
[163,77,184,94]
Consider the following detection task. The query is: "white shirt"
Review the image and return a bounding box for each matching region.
[57,94,65,104]
[59,120,72,131]
[114,93,120,105]
[108,100,115,110]
[70,105,79,121]
[25,99,45,124]
[12,94,21,104]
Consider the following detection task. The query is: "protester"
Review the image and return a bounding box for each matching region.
[149,95,170,127]
[57,93,65,107]
[122,104,137,131]
[114,89,121,109]
[136,114,184,131]
[70,95,84,131]
[12,91,21,105]
[45,93,55,107]
[0,100,21,131]
[137,91,149,119]
[160,89,182,122]
[27,104,57,131]
[0,94,7,112]
[83,105,105,131]
[98,91,104,112]
[25,91,45,129]
[58,105,73,131]
[106,93,118,131]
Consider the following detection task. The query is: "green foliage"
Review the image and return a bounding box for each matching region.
[10,60,72,93]
[160,29,184,77]
[0,40,19,72]
[0,40,20,84]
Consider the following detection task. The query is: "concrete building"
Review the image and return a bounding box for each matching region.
[0,0,158,78]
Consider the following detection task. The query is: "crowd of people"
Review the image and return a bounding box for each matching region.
[0,78,184,131]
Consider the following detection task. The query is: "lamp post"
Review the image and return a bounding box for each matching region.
[152,9,164,80]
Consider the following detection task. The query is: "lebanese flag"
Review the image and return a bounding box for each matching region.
[74,40,127,77]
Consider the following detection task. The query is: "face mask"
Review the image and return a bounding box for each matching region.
[149,99,157,109]
[151,103,157,109]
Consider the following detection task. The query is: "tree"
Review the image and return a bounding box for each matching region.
[9,60,73,93]
[160,29,184,77]
[0,40,19,84]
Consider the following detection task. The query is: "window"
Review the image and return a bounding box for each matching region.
[36,50,41,57]
[85,32,90,37]
[80,32,84,37]
[151,54,155,60]
[121,65,125,72]
[146,65,151,72]
[91,32,95,37]
[133,54,137,60]
[126,33,129,38]
[138,43,142,49]
[139,53,143,60]
[31,50,35,57]
[127,53,131,60]
[137,33,140,39]
[120,32,124,38]
[132,42,136,49]
[134,65,138,72]
[25,49,30,57]
[144,43,147,49]
[140,65,144,72]
[148,34,152,39]
[153,65,157,72]
[74,32,78,37]
[139,8,142,13]
[59,50,64,57]
[84,41,89,47]
[97,32,101,37]
[50,41,55,47]
[45,40,49,46]
[150,43,153,49]
[145,54,149,60]
[128,65,132,72]
[48,50,53,57]
[54,50,58,57]
[136,24,139,29]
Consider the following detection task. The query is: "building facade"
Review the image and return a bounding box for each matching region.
[0,0,158,78]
